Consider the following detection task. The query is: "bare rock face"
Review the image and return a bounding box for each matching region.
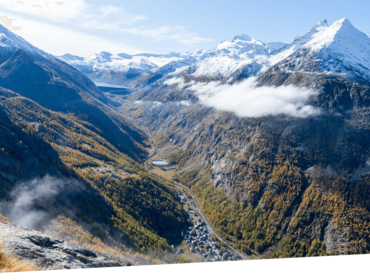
[0,221,132,270]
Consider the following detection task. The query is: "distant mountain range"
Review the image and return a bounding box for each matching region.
[59,18,370,89]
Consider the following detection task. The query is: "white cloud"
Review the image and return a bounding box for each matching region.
[164,77,186,86]
[81,9,212,46]
[82,5,147,30]
[178,100,192,106]
[0,176,84,228]
[100,5,125,18]
[168,77,320,118]
[0,0,86,21]
[0,1,213,52]
[118,25,213,46]
[99,5,146,21]
[15,16,143,56]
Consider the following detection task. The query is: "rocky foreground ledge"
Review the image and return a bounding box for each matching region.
[0,221,132,270]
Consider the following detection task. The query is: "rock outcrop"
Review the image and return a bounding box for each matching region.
[0,221,132,270]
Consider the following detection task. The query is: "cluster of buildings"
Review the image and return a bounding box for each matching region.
[175,194,239,262]
[183,218,235,262]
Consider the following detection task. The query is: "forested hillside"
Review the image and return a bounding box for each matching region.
[0,25,189,263]
[121,72,370,258]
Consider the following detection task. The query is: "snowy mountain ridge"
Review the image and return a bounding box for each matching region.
[57,18,370,88]
[305,18,370,80]
[57,51,197,87]
[0,24,53,62]
[263,18,370,83]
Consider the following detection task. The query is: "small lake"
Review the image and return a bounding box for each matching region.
[152,160,168,166]
[95,82,129,89]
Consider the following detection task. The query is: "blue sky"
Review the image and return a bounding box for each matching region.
[0,0,369,56]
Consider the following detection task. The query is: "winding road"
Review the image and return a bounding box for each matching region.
[140,129,250,261]
[176,181,249,261]
[121,110,252,261]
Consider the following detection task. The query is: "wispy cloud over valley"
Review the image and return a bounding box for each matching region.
[166,77,321,118]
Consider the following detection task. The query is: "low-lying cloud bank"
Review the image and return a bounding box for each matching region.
[0,176,84,229]
[165,77,321,118]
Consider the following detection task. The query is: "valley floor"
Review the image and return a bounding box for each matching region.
[142,134,254,262]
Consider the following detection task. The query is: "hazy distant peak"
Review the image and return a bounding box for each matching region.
[97,51,113,59]
[59,53,84,61]
[232,34,252,42]
[117,53,132,59]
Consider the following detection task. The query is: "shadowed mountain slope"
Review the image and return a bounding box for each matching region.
[0,104,67,192]
[0,49,147,160]
[0,25,189,260]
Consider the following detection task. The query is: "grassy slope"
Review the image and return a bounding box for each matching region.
[0,243,36,273]
[0,215,36,273]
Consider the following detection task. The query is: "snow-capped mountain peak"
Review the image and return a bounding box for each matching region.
[57,18,370,88]
[117,53,133,59]
[213,34,266,57]
[191,49,210,59]
[300,18,370,80]
[275,19,329,54]
[86,51,117,63]
[304,18,364,51]
[299,18,329,38]
[59,53,84,61]
[264,19,330,67]
[0,23,49,59]
[263,18,370,83]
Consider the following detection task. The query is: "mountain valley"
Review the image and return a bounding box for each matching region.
[115,18,370,258]
[0,24,191,267]
[2,17,370,269]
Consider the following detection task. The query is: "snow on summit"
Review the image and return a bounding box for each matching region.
[304,18,360,51]
[57,18,370,87]
[301,18,370,80]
